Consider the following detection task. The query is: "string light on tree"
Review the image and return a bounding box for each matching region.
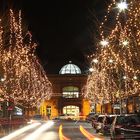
[122,40,129,46]
[117,1,128,12]
[0,10,53,109]
[100,40,109,47]
[83,0,140,106]
[92,59,98,64]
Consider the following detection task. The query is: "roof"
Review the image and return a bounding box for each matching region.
[59,61,81,74]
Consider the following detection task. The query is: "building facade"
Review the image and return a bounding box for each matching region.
[39,62,91,119]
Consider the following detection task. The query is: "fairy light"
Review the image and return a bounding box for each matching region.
[83,0,140,105]
[122,40,129,46]
[92,59,98,64]
[0,10,53,109]
[123,76,127,79]
[89,68,94,72]
[100,40,109,47]
[108,59,113,63]
[133,76,138,80]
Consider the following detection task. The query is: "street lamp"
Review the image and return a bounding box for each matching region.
[117,1,128,12]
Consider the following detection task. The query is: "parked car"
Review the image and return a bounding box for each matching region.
[92,114,116,135]
[86,112,96,122]
[110,114,140,140]
[91,114,99,128]
[100,115,116,135]
[93,115,106,132]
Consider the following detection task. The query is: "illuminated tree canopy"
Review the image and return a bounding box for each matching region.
[84,0,140,104]
[0,10,52,108]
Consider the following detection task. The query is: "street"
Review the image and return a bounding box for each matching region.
[1,120,110,140]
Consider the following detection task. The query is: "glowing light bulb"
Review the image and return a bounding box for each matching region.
[117,1,128,11]
[123,76,127,79]
[0,78,5,82]
[100,40,109,47]
[133,76,137,80]
[89,68,94,72]
[122,40,129,46]
[92,59,98,64]
[108,59,113,63]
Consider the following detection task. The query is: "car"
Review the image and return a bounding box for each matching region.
[92,114,116,135]
[93,115,106,132]
[91,114,99,128]
[86,112,96,122]
[100,115,116,135]
[110,114,140,140]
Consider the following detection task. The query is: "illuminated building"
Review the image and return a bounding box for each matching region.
[39,62,91,119]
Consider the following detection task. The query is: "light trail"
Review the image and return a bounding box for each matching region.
[1,123,41,140]
[59,125,71,140]
[22,120,54,140]
[79,125,103,140]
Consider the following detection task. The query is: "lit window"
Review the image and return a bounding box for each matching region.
[62,86,79,98]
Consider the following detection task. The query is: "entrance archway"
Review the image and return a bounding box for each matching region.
[63,105,79,116]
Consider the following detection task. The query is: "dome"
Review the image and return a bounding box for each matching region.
[59,61,81,74]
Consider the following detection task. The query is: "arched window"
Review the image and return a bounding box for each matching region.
[62,86,79,98]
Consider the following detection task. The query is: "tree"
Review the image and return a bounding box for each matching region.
[85,0,140,105]
[0,10,52,109]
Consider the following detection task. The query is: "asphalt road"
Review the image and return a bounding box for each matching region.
[1,120,110,140]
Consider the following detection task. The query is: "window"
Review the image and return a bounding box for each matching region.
[63,106,79,116]
[62,86,79,98]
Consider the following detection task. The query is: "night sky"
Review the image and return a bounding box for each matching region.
[1,0,110,74]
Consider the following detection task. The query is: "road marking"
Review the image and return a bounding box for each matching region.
[79,125,104,140]
[59,125,71,140]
